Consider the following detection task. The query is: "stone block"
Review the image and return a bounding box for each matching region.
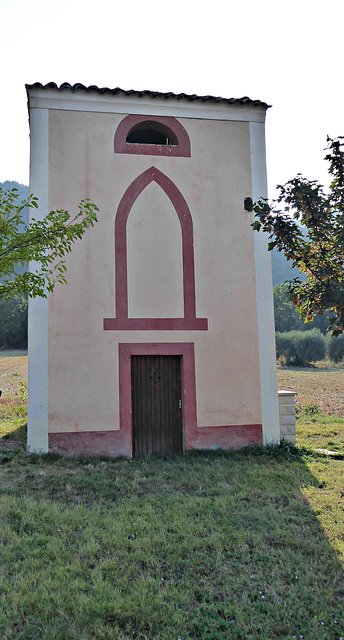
[282,434,296,444]
[279,414,295,426]
[278,395,296,405]
[279,404,295,416]
[281,422,296,436]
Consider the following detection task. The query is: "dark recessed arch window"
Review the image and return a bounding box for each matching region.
[114,115,191,157]
[126,120,178,146]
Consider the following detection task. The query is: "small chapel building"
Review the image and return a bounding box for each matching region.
[26,82,280,457]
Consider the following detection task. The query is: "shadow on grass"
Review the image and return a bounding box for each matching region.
[1,432,344,639]
[0,422,27,461]
[1,422,27,441]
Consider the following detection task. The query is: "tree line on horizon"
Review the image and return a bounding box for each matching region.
[0,182,29,349]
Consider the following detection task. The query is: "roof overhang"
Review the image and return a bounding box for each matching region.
[26,83,270,124]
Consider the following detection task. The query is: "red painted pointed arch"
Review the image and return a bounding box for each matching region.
[103,167,207,330]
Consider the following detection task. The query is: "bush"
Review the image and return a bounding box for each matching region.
[304,403,320,417]
[328,334,344,363]
[276,329,326,367]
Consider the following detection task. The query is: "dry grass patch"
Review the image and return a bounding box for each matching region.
[0,353,28,453]
[0,353,28,416]
[278,364,344,416]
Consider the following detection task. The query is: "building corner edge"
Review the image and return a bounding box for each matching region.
[27,105,49,454]
[250,120,280,444]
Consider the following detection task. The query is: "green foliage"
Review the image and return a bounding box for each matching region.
[253,136,344,335]
[328,333,344,363]
[0,187,98,300]
[273,283,330,333]
[304,403,321,417]
[271,245,305,286]
[273,283,301,332]
[276,329,326,366]
[0,294,27,348]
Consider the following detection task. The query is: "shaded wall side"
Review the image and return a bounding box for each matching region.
[250,121,280,443]
[27,108,49,453]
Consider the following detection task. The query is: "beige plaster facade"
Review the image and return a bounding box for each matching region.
[27,84,280,456]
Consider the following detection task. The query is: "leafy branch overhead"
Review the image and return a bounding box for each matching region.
[252,136,344,334]
[0,188,98,299]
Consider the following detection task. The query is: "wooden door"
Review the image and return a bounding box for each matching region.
[131,355,183,457]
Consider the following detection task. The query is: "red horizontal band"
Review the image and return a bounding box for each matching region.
[103,317,208,331]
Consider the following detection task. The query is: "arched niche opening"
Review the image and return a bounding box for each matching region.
[103,167,207,331]
[114,115,191,157]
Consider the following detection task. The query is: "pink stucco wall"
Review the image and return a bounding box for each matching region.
[47,108,262,452]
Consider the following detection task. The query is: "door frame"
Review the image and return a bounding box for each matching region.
[118,343,197,455]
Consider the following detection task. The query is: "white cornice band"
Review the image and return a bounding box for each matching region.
[28,89,267,123]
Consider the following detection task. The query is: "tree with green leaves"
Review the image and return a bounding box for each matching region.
[273,283,330,334]
[253,136,344,334]
[0,188,98,300]
[273,283,301,333]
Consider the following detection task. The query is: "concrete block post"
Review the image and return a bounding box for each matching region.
[278,390,298,444]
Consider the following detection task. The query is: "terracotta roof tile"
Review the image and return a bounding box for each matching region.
[26,82,270,109]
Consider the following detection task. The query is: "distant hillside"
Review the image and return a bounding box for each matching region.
[271,248,304,286]
[1,181,30,280]
[0,181,29,228]
[1,180,29,199]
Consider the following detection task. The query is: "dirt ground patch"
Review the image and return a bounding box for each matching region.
[278,365,344,416]
[0,353,28,378]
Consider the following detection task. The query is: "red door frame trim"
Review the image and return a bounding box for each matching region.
[114,114,191,157]
[104,167,208,331]
[119,343,197,450]
[118,342,262,455]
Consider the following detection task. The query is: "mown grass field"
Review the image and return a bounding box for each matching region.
[0,354,344,640]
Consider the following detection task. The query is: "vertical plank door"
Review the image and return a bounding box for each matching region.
[131,355,183,456]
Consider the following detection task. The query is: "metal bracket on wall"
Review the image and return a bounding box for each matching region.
[244,197,253,212]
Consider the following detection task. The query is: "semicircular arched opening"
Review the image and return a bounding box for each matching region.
[114,115,191,157]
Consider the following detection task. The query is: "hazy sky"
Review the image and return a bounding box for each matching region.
[0,0,343,199]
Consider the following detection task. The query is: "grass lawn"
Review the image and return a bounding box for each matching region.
[0,355,344,639]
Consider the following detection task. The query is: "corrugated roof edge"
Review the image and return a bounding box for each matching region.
[25,82,271,109]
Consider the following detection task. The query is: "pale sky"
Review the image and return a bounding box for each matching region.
[0,0,343,199]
